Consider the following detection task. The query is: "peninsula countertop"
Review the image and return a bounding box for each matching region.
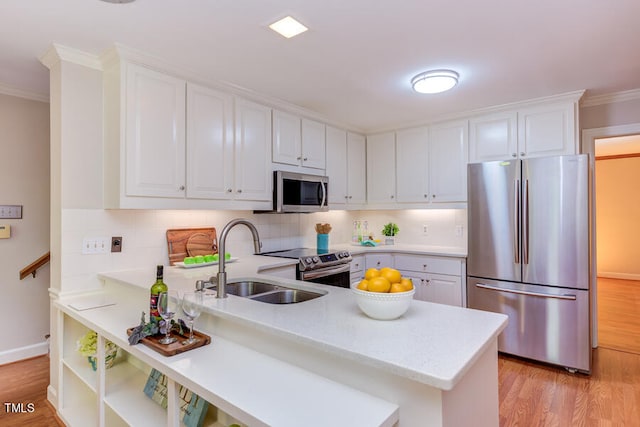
[97,252,504,391]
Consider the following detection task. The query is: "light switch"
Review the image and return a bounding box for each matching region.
[0,225,10,239]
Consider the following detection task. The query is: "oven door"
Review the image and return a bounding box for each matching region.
[298,263,351,288]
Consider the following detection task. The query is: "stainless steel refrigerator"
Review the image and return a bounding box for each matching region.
[466,154,591,373]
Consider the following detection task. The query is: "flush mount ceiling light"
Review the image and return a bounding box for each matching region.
[269,16,308,38]
[99,0,136,3]
[411,70,459,94]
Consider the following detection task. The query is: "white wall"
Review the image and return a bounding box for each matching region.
[0,93,51,364]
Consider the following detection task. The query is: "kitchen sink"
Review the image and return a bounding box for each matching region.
[248,289,324,304]
[226,280,281,297]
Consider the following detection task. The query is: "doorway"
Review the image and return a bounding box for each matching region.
[584,125,640,354]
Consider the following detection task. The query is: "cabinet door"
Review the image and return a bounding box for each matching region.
[424,273,462,306]
[518,102,576,158]
[272,110,302,166]
[429,120,468,202]
[396,127,429,203]
[398,271,429,301]
[301,118,326,169]
[125,64,186,198]
[347,132,367,205]
[326,126,348,206]
[366,132,396,204]
[365,254,394,270]
[186,84,233,199]
[469,111,518,162]
[234,98,272,201]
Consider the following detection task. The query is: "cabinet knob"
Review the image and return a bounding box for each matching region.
[520,152,526,157]
[432,194,436,199]
[227,188,233,193]
[237,189,243,193]
[512,153,517,158]
[390,195,394,199]
[297,156,302,160]
[303,157,308,161]
[179,185,185,191]
[348,195,353,199]
[423,264,427,269]
[425,279,430,284]
[424,194,428,198]
[345,195,349,199]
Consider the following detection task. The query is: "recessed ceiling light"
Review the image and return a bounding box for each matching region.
[411,70,459,94]
[269,16,308,39]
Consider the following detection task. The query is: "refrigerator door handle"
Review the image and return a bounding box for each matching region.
[514,179,520,264]
[475,283,577,300]
[523,179,529,265]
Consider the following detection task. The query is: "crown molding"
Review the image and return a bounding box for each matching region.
[580,88,640,108]
[40,44,102,71]
[0,82,49,103]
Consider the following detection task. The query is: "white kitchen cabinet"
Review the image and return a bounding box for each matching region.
[325,127,366,208]
[468,99,577,163]
[469,111,518,163]
[124,63,187,198]
[185,83,234,200]
[395,121,468,204]
[233,98,273,202]
[272,110,325,170]
[394,254,463,307]
[365,253,394,270]
[366,132,396,204]
[350,254,365,284]
[428,120,468,203]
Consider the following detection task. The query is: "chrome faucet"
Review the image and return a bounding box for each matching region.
[216,218,262,298]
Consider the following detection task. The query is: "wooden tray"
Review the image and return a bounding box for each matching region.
[127,327,211,356]
[166,227,217,265]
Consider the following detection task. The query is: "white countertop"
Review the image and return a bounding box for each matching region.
[98,252,504,391]
[336,243,467,258]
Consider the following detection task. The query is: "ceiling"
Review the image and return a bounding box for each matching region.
[2,0,640,133]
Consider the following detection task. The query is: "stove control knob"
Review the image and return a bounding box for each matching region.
[304,257,312,264]
[312,256,320,263]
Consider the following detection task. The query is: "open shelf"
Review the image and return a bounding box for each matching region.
[60,364,97,425]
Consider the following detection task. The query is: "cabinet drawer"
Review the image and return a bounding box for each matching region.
[350,255,364,273]
[365,254,394,270]
[394,254,461,275]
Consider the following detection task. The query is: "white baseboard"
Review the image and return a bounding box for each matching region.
[47,385,58,410]
[0,340,49,365]
[597,272,640,281]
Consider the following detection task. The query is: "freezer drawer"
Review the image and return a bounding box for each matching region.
[467,277,591,373]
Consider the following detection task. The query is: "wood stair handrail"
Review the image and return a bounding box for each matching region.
[20,252,50,280]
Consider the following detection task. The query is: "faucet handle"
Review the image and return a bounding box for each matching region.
[195,280,205,292]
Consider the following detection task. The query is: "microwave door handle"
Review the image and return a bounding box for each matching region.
[320,181,327,208]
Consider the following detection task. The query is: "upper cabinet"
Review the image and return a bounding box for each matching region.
[366,132,396,204]
[469,96,579,163]
[124,64,187,198]
[272,110,326,170]
[396,121,468,204]
[325,127,366,208]
[104,61,272,209]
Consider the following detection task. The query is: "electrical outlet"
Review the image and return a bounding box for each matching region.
[455,225,463,237]
[422,225,429,235]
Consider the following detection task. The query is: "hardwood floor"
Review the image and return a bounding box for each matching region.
[0,355,63,427]
[597,277,640,354]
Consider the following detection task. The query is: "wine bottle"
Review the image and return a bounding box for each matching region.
[150,265,168,323]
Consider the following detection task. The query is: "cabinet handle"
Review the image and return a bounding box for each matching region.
[179,185,185,191]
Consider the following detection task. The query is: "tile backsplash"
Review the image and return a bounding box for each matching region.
[60,208,466,293]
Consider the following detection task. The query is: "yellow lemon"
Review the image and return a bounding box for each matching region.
[368,277,391,293]
[357,279,369,291]
[400,277,414,291]
[390,282,407,293]
[364,268,380,280]
[380,268,402,285]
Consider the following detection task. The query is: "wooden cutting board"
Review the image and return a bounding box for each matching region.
[166,227,217,265]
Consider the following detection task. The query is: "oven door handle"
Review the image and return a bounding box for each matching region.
[301,263,351,280]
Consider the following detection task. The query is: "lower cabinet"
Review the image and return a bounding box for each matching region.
[350,254,365,284]
[59,313,244,427]
[394,254,464,307]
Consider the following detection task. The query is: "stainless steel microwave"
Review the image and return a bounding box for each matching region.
[270,171,329,213]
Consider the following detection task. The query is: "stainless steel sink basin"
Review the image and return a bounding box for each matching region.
[226,280,281,297]
[222,280,325,304]
[248,289,324,304]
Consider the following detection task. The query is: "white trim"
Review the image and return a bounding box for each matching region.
[581,88,640,108]
[598,272,640,281]
[40,43,103,71]
[0,82,49,103]
[0,340,49,365]
[47,385,58,411]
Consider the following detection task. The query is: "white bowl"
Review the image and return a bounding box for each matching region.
[351,286,415,320]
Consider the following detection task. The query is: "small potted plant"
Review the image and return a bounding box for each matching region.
[381,222,399,245]
[77,330,118,371]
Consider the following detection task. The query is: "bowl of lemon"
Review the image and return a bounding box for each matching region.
[352,267,415,320]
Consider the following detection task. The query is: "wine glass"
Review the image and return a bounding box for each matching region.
[181,291,203,345]
[158,291,178,345]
